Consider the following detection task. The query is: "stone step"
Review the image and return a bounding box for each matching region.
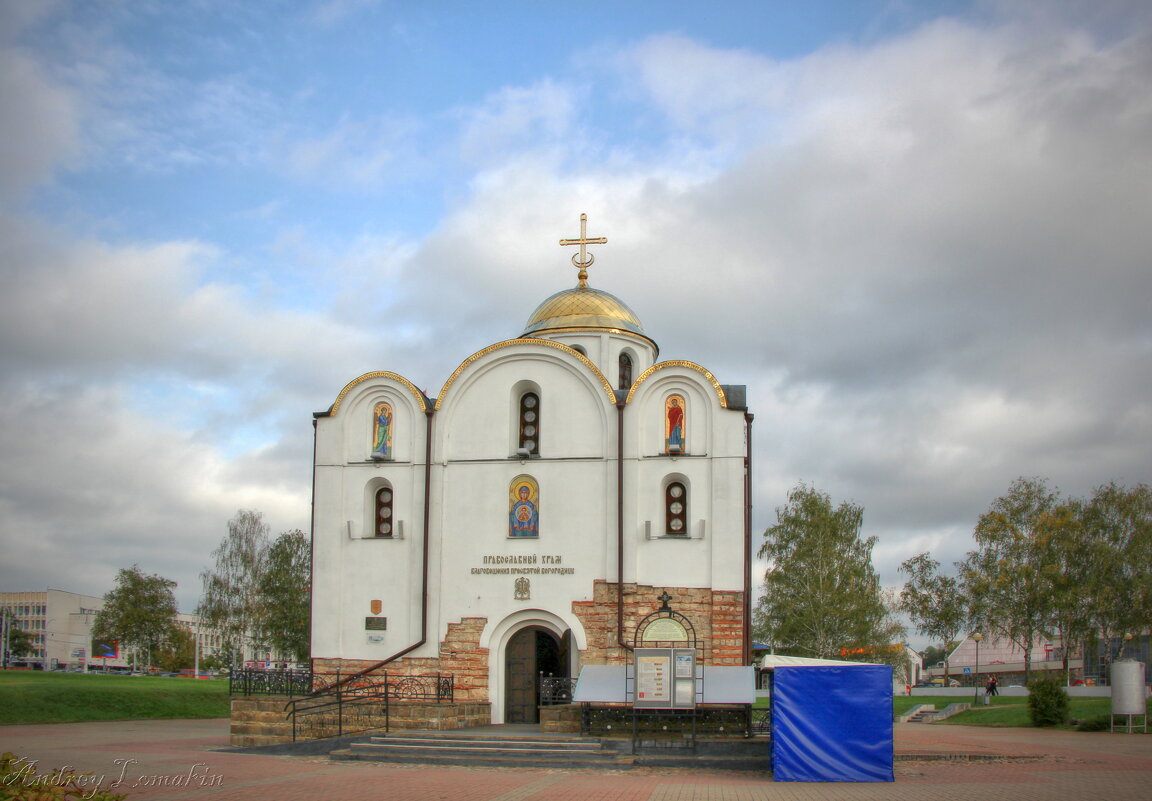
[332,734,630,769]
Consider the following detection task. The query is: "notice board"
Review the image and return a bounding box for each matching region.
[634,648,696,709]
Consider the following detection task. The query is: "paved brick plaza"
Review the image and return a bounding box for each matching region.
[2,718,1150,800]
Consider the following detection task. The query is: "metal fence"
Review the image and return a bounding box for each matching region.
[229,667,314,697]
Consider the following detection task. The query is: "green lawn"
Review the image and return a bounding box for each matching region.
[0,670,230,724]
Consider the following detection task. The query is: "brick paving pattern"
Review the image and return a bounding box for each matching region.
[2,718,1150,800]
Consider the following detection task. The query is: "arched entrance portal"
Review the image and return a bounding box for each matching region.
[504,626,569,723]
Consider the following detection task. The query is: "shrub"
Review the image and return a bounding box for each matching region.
[1027,675,1070,727]
[0,752,128,801]
[1074,714,1110,732]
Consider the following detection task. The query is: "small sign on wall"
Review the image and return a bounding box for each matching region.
[365,617,388,631]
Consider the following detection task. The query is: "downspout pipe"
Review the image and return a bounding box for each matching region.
[616,398,632,655]
[743,412,754,665]
[319,405,434,694]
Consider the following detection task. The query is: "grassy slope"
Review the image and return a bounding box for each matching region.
[0,671,230,724]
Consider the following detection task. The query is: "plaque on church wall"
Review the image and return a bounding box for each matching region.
[642,617,689,643]
[364,617,388,631]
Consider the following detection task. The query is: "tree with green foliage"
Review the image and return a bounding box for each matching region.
[154,625,196,672]
[754,483,903,659]
[919,642,956,672]
[199,510,270,666]
[961,477,1062,685]
[899,553,967,682]
[1037,497,1097,679]
[256,529,311,662]
[6,627,35,661]
[92,565,179,669]
[1079,482,1152,672]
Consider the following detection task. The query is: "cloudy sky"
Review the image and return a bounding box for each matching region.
[2,0,1149,636]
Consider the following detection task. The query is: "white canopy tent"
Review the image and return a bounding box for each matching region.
[760,655,882,669]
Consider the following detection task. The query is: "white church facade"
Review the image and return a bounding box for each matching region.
[310,217,754,724]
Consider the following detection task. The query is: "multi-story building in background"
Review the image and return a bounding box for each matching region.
[0,589,223,671]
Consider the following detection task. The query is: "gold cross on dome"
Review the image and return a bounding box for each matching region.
[559,213,607,287]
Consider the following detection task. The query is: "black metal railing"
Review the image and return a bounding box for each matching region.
[229,667,313,697]
[540,675,577,705]
[283,672,455,741]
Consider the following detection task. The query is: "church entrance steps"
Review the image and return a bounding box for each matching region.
[328,727,776,771]
[331,731,633,769]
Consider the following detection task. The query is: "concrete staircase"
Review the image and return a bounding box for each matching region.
[904,703,971,723]
[331,731,632,769]
[330,728,774,771]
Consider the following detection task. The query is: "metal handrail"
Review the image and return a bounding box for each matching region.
[282,672,455,741]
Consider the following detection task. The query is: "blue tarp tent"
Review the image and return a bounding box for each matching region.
[771,664,894,782]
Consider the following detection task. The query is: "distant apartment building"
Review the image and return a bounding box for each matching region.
[0,589,224,670]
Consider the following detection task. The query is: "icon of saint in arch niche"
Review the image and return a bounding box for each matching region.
[508,476,539,537]
[371,401,394,460]
[665,394,686,454]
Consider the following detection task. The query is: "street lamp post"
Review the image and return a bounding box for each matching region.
[972,633,983,705]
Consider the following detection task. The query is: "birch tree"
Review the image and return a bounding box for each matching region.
[898,553,967,681]
[256,529,311,662]
[961,477,1060,685]
[198,510,270,666]
[754,483,899,659]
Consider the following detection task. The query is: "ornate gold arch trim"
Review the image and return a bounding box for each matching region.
[625,360,728,408]
[435,338,616,410]
[325,371,429,416]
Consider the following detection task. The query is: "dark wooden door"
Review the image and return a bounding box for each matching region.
[506,628,566,723]
[505,628,538,723]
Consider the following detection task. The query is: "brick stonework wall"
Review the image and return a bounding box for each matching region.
[313,581,746,703]
[572,581,746,666]
[314,616,490,702]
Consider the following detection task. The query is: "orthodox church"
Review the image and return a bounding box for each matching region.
[310,216,754,724]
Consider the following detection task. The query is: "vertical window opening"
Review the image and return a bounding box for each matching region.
[375,485,395,537]
[619,353,633,390]
[665,482,687,536]
[519,392,540,455]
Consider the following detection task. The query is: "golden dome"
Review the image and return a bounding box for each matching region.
[522,285,646,337]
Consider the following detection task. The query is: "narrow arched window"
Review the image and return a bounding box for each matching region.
[665,482,687,536]
[519,392,540,455]
[619,353,633,390]
[375,485,395,537]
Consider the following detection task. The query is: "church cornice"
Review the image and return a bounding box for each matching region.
[625,360,729,408]
[435,338,616,411]
[322,371,430,417]
[519,326,659,354]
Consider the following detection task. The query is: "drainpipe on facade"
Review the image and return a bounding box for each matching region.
[743,412,754,665]
[616,398,633,655]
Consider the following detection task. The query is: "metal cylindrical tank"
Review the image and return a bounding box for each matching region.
[1111,660,1147,715]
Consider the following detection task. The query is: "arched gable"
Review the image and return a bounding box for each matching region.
[436,339,616,410]
[433,340,617,462]
[624,361,729,457]
[625,360,728,408]
[325,371,430,416]
[320,371,428,465]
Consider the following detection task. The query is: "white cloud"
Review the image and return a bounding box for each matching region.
[0,49,81,199]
